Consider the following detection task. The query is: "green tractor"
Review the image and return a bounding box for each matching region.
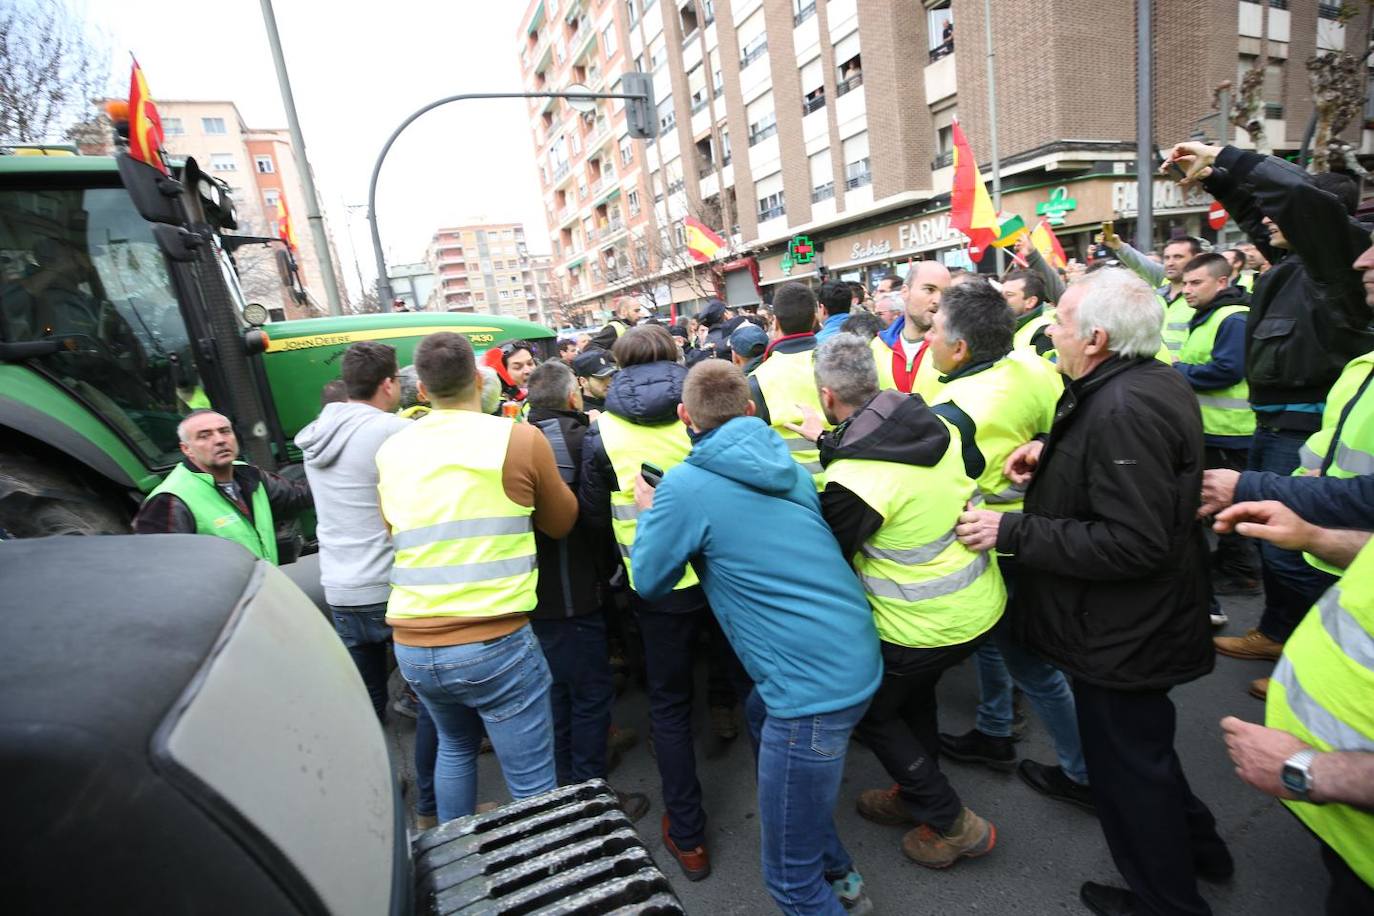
[0,150,555,539]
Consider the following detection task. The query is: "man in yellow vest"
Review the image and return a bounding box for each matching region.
[376,331,577,823]
[1001,270,1056,359]
[747,281,830,489]
[1102,226,1202,357]
[1176,252,1260,625]
[796,332,1004,869]
[872,260,950,400]
[133,410,311,564]
[1212,498,1374,915]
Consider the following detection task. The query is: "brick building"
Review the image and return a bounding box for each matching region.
[424,222,554,323]
[519,0,1374,311]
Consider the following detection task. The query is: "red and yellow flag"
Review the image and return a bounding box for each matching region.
[683,215,726,263]
[127,57,167,175]
[949,119,998,263]
[275,195,298,251]
[1030,218,1068,270]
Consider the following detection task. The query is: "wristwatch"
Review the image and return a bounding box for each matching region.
[1281,748,1322,804]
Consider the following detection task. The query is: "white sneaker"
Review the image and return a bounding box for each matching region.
[1210,612,1229,627]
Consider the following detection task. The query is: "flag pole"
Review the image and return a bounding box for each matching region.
[982,0,1004,274]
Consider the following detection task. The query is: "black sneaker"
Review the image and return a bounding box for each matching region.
[1017,759,1095,812]
[938,728,1016,772]
[1080,881,1139,916]
[1213,574,1262,596]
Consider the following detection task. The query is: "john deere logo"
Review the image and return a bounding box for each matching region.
[1036,186,1078,226]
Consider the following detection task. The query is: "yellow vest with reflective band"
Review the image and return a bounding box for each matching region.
[930,350,1061,513]
[1237,270,1256,293]
[1158,289,1191,354]
[1265,537,1374,887]
[596,412,700,592]
[1177,304,1256,439]
[871,335,945,403]
[377,410,537,621]
[147,461,279,564]
[1012,307,1056,362]
[753,346,828,490]
[826,424,1006,648]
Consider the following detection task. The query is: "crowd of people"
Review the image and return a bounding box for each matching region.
[128,141,1373,916]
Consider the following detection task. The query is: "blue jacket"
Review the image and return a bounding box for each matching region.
[633,415,883,718]
[1234,470,1374,530]
[815,311,850,342]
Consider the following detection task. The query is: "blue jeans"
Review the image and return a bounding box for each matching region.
[746,689,868,916]
[1248,427,1339,642]
[415,700,437,818]
[530,613,614,785]
[394,625,555,822]
[330,603,391,721]
[973,621,1088,784]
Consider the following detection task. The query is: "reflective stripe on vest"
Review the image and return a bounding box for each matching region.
[1266,540,1374,885]
[1296,352,1374,574]
[754,347,828,489]
[1177,304,1255,438]
[1159,290,1191,353]
[596,411,699,592]
[826,423,1005,648]
[147,462,279,564]
[376,410,537,620]
[929,350,1061,513]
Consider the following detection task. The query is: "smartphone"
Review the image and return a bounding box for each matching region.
[1157,147,1186,181]
[640,462,664,488]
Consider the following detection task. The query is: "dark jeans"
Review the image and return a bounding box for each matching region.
[531,613,615,785]
[1248,427,1339,642]
[855,635,985,834]
[1073,679,1228,916]
[330,603,391,721]
[415,700,437,818]
[1205,445,1258,580]
[706,613,744,710]
[636,602,751,849]
[1322,839,1374,916]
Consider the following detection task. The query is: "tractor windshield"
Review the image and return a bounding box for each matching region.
[0,185,201,467]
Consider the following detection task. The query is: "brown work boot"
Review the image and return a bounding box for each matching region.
[1214,628,1283,661]
[901,807,997,869]
[856,785,916,827]
[661,815,711,881]
[1249,677,1270,700]
[414,813,438,831]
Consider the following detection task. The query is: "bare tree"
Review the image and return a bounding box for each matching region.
[1306,4,1371,176]
[1213,0,1271,154]
[0,1,110,145]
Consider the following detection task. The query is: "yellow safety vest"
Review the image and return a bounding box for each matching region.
[753,347,828,490]
[1266,537,1374,887]
[376,410,537,621]
[871,335,945,403]
[1177,304,1256,439]
[1012,307,1056,361]
[1159,288,1191,355]
[826,423,1006,648]
[596,412,700,593]
[930,350,1061,512]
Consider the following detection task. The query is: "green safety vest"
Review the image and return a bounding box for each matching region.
[1237,270,1256,294]
[1265,537,1374,887]
[1012,306,1056,361]
[376,410,537,621]
[754,347,829,490]
[1158,288,1191,354]
[1177,304,1256,439]
[147,461,278,564]
[931,350,1061,513]
[1296,350,1374,575]
[596,411,700,593]
[827,423,1006,648]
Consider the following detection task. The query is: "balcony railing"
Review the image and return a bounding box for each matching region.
[740,42,768,70]
[757,204,786,221]
[794,2,815,26]
[748,121,777,146]
[836,72,864,97]
[1264,102,1285,118]
[845,166,872,190]
[928,40,954,63]
[802,94,826,115]
[931,150,953,169]
[811,182,835,203]
[553,161,570,181]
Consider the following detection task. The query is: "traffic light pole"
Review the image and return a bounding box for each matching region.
[369,86,653,309]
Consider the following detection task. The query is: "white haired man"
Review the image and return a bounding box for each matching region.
[955,269,1231,916]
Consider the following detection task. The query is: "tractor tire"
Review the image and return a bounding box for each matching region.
[0,451,133,537]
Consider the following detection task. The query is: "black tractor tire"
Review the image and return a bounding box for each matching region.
[0,451,133,537]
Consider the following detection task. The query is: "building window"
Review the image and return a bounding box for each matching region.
[680,1,699,38]
[202,117,227,135]
[264,189,281,209]
[658,96,676,133]
[844,158,871,189]
[603,24,618,57]
[628,189,641,215]
[721,129,731,165]
[620,135,635,166]
[210,153,236,172]
[254,154,275,174]
[802,86,826,115]
[740,33,767,69]
[748,112,776,146]
[928,2,954,61]
[163,117,184,136]
[757,189,785,222]
[836,48,863,96]
[793,0,816,26]
[810,150,833,202]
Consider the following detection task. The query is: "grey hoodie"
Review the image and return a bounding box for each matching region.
[296,402,411,607]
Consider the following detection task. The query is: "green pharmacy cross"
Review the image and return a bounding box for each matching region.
[1036,186,1078,226]
[788,235,816,264]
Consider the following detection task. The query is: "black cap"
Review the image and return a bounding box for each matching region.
[669,324,689,340]
[572,348,617,378]
[699,298,728,327]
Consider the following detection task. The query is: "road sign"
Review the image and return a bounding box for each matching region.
[1208,200,1228,231]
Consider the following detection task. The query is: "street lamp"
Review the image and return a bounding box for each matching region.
[368,73,657,307]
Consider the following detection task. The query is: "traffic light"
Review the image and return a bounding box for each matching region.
[622,72,657,140]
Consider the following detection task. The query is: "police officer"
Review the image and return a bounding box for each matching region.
[572,347,617,413]
[748,281,829,489]
[134,409,312,563]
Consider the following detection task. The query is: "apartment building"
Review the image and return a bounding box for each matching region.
[425,222,551,322]
[157,100,347,318]
[520,0,1373,311]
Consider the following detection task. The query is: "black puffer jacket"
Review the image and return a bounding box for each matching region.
[579,360,703,611]
[996,356,1213,691]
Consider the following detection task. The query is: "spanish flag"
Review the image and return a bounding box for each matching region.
[275,195,298,251]
[949,119,999,262]
[684,215,726,263]
[1030,218,1068,269]
[127,57,168,175]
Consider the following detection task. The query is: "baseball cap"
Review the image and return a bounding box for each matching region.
[669,324,689,340]
[728,323,768,359]
[699,298,728,327]
[572,348,617,378]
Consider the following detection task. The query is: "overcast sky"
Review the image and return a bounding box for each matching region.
[87,0,550,300]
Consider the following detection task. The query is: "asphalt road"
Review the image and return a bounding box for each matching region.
[386,588,1329,915]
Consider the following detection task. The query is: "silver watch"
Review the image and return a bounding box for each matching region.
[1281,748,1322,804]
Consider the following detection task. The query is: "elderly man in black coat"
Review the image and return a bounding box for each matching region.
[956,268,1231,916]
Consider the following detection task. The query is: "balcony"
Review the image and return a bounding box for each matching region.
[749,120,777,146]
[553,161,571,182]
[794,2,816,25]
[836,71,863,97]
[758,204,786,221]
[845,162,872,190]
[924,50,957,104]
[929,40,954,63]
[802,93,826,115]
[740,41,768,70]
[932,150,953,170]
[811,182,835,203]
